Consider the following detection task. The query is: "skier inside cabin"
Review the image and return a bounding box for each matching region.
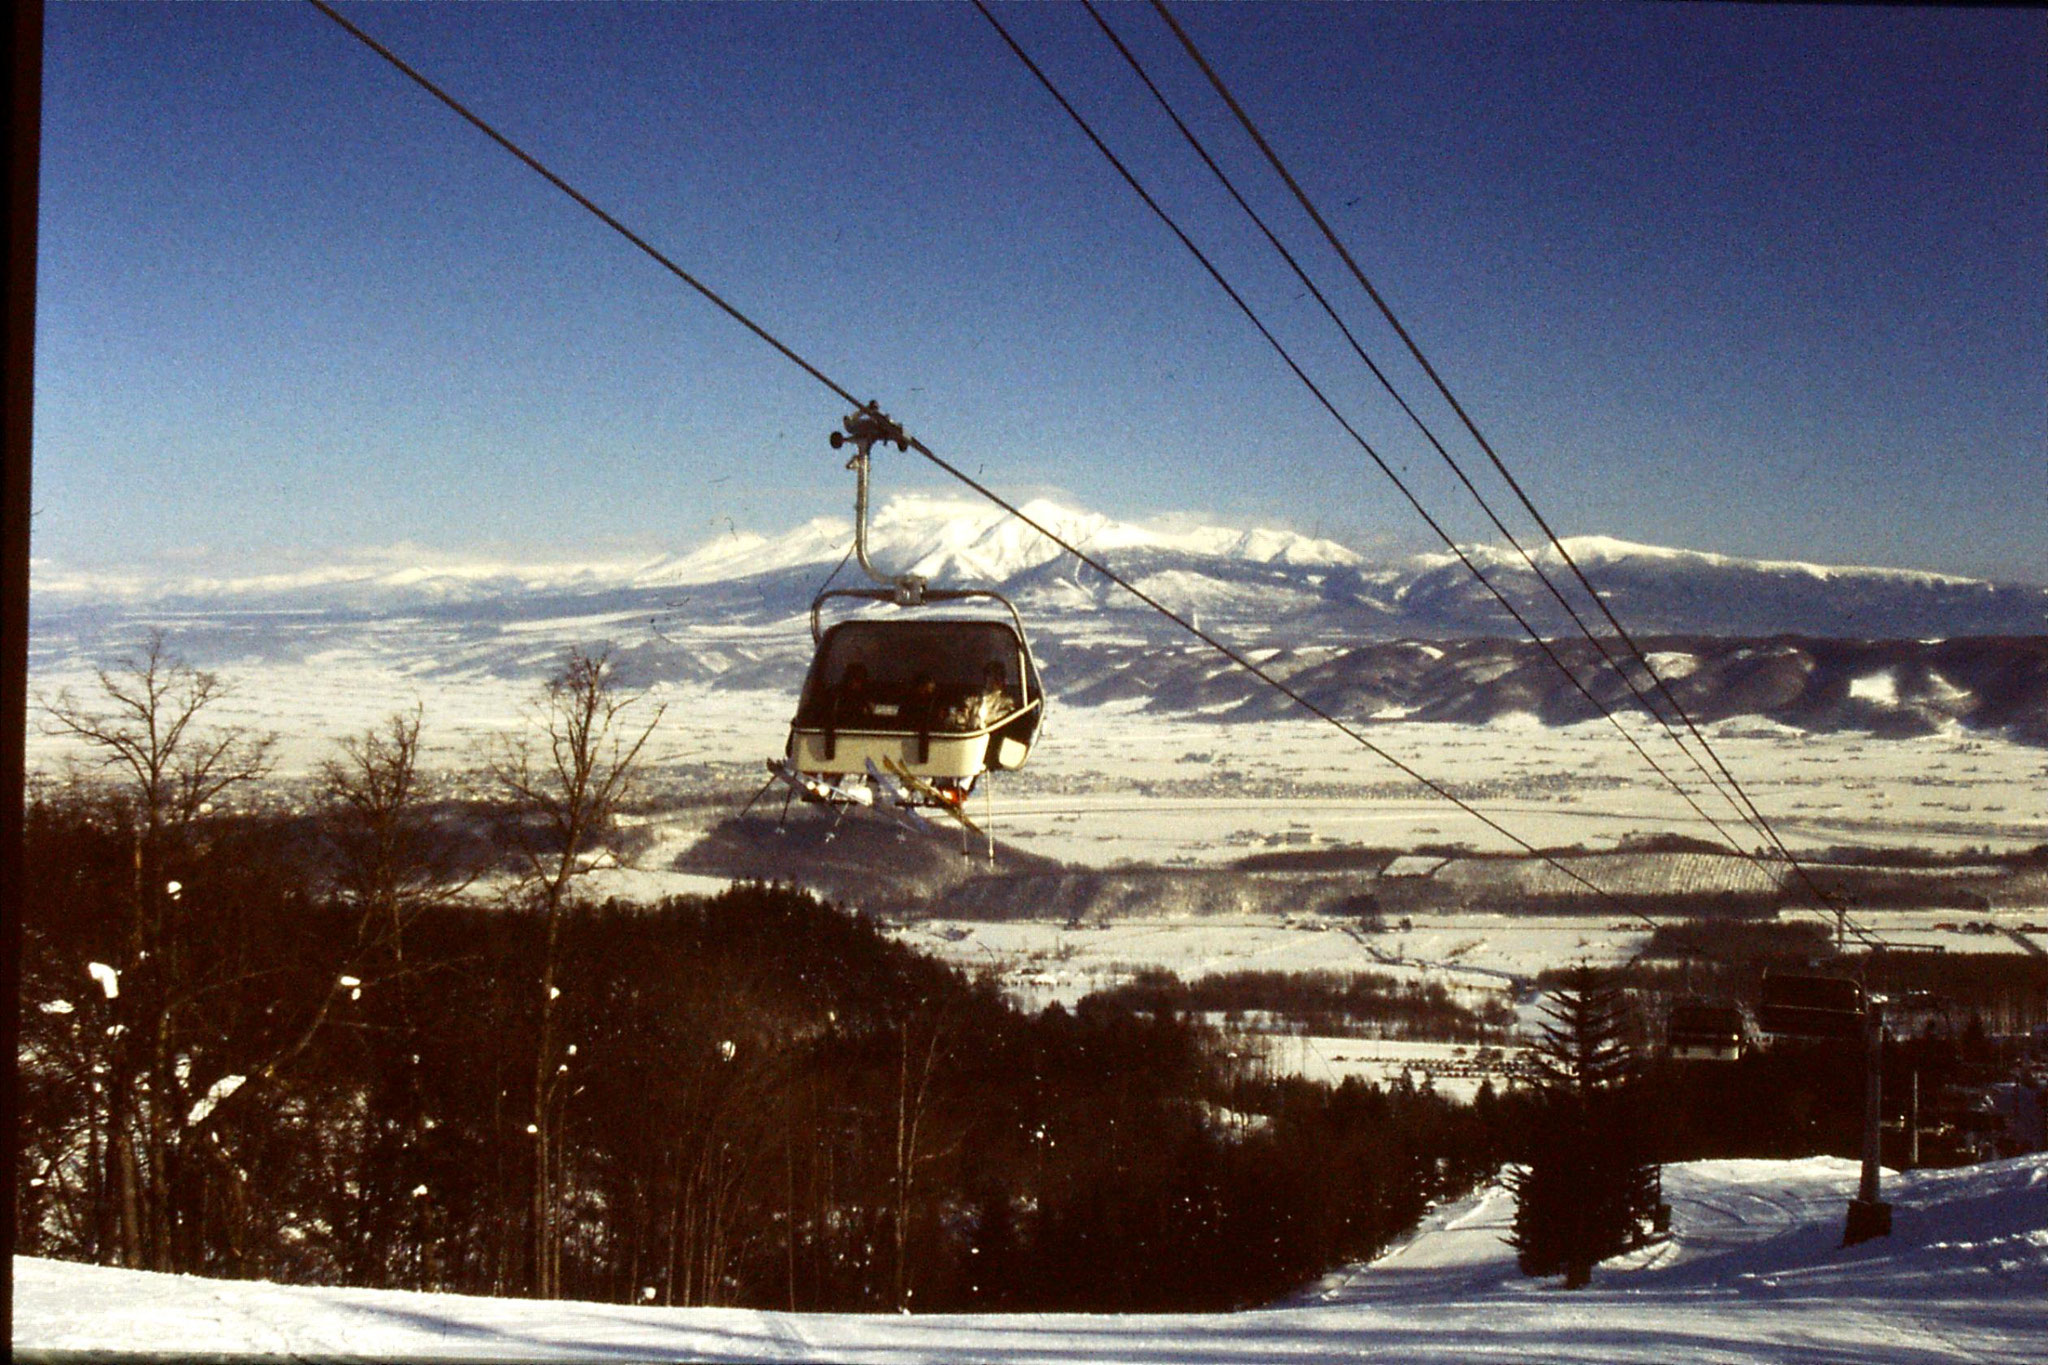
[949,658,1016,731]
[825,653,1015,735]
[832,660,872,728]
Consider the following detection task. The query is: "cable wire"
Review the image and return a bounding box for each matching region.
[1083,3,1772,849]
[303,0,865,414]
[1147,0,1879,949]
[1074,0,1770,863]
[964,2,1722,928]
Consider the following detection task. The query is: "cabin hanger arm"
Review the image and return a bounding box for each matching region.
[828,405,924,604]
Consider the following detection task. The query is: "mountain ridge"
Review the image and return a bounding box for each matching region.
[34,494,2040,621]
[28,497,2047,744]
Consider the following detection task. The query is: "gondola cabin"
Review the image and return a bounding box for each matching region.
[787,616,1043,793]
[1664,1000,1752,1062]
[1757,972,1866,1044]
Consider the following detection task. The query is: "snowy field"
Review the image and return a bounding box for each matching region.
[1249,1036,1530,1103]
[887,910,2040,1010]
[17,1154,2046,1363]
[880,909,2043,1089]
[25,663,2048,861]
[884,916,1610,1010]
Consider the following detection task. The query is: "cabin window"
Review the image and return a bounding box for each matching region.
[798,621,1026,734]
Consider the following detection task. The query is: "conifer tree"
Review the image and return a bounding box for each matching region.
[1507,965,1660,1288]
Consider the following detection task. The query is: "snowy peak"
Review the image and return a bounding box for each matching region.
[629,516,849,589]
[1542,535,1990,588]
[28,548,674,610]
[27,502,2048,742]
[861,495,1364,586]
[28,499,2041,641]
[1395,533,2042,638]
[1429,534,1997,591]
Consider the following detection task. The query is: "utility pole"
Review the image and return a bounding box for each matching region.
[1843,993,1891,1245]
[2,0,44,1344]
[1908,1069,1920,1170]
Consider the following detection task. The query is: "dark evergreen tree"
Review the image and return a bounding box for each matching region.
[1507,965,1660,1288]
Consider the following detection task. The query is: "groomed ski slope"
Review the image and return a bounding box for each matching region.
[17,1155,2047,1363]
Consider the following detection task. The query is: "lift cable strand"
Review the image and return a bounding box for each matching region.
[1149,0,1877,948]
[1083,3,1778,854]
[1075,0,1768,860]
[965,2,1733,929]
[310,0,1736,936]
[303,0,865,414]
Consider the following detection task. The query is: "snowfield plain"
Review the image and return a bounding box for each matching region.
[28,667,2047,859]
[17,1154,2048,1363]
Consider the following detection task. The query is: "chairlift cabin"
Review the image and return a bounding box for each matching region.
[779,407,1045,807]
[1757,971,1866,1044]
[1664,999,1753,1063]
[789,605,1043,790]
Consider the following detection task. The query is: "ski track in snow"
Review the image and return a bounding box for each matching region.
[17,1155,2048,1363]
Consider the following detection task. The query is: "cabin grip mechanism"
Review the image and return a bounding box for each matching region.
[829,405,924,605]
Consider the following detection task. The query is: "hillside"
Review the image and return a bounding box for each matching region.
[17,1154,2046,1363]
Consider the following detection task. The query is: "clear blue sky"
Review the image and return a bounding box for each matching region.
[34,2,2047,581]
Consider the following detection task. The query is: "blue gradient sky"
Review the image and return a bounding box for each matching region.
[35,2,2047,580]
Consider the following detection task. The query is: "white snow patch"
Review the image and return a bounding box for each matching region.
[1850,670,1900,706]
[1643,650,1699,681]
[16,1154,2047,1362]
[186,1075,245,1127]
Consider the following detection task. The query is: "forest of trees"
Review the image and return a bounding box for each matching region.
[16,639,1505,1311]
[1092,967,1517,1043]
[18,826,1507,1310]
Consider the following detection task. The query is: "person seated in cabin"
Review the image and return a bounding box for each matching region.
[830,661,872,728]
[907,673,941,730]
[945,659,1017,732]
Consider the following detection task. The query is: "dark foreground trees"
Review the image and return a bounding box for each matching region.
[487,648,663,1298]
[1508,965,1662,1287]
[21,780,1499,1311]
[36,632,277,1272]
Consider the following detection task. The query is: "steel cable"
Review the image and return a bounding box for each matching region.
[1074,0,1769,862]
[1147,0,1879,949]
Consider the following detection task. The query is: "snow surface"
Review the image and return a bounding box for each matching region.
[1452,534,1996,589]
[26,669,2045,858]
[17,1155,2047,1362]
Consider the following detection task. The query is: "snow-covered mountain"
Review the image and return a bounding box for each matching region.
[1402,534,2043,639]
[28,497,2048,743]
[31,496,1365,613]
[34,496,2041,636]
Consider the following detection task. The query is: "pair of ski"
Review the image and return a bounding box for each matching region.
[765,756,984,838]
